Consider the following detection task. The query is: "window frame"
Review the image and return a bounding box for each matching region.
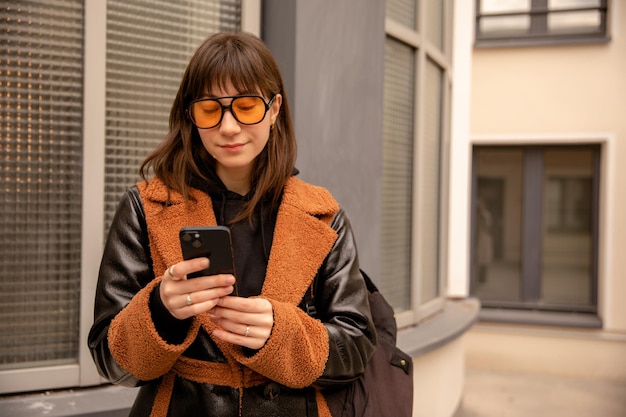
[384,0,453,327]
[470,143,601,317]
[475,0,610,47]
[0,0,261,396]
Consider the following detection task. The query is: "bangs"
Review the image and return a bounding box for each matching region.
[205,62,261,97]
[187,34,277,100]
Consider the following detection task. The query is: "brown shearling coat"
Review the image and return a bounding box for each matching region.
[88,176,376,417]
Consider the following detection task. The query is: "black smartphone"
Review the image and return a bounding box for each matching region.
[179,226,237,294]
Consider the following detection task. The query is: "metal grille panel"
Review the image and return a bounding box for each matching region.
[0,0,84,369]
[104,0,241,233]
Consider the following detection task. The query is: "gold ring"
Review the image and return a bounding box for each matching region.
[244,326,250,337]
[168,265,176,278]
[186,294,192,306]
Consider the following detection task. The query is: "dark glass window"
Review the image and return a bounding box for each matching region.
[471,145,599,313]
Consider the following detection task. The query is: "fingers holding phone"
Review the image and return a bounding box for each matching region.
[160,258,236,320]
[158,226,238,320]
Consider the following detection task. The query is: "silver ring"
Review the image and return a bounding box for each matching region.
[244,326,250,337]
[168,265,176,278]
[186,294,192,306]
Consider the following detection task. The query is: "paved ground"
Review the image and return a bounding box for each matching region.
[454,368,626,417]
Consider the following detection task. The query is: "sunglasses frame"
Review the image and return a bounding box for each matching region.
[187,94,276,129]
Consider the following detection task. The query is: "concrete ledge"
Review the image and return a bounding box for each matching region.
[478,308,602,328]
[0,384,137,417]
[398,298,481,358]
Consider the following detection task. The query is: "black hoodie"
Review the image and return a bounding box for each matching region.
[206,179,278,298]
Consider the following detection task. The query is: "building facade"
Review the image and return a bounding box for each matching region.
[463,0,626,384]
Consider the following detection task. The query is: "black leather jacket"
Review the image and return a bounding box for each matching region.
[88,182,376,417]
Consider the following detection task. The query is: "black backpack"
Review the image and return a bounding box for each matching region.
[305,269,414,417]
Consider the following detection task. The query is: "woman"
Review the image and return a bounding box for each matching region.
[88,31,376,417]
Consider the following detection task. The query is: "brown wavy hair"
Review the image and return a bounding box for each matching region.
[140,32,297,224]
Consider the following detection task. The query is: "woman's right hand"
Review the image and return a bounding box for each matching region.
[160,258,236,320]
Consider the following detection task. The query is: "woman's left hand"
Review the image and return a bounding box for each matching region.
[209,296,274,350]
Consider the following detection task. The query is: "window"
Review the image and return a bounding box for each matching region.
[0,0,253,396]
[475,0,609,46]
[382,37,415,313]
[0,0,85,374]
[383,0,451,324]
[470,145,599,316]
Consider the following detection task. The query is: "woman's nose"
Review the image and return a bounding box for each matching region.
[219,109,241,134]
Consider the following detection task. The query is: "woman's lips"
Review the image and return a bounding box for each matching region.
[222,143,245,152]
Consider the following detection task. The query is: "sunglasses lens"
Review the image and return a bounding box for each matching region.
[231,96,266,124]
[189,96,269,128]
[190,100,221,128]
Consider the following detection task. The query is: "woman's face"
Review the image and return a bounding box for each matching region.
[196,83,281,189]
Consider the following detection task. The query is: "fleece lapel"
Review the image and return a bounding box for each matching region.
[261,177,339,305]
[138,176,340,306]
[137,179,217,277]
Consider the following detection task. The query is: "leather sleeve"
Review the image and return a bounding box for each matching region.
[87,187,156,386]
[314,209,377,386]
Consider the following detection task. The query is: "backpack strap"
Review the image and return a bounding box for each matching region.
[359,269,379,295]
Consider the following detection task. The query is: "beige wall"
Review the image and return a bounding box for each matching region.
[412,336,465,417]
[465,323,626,381]
[470,3,626,332]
